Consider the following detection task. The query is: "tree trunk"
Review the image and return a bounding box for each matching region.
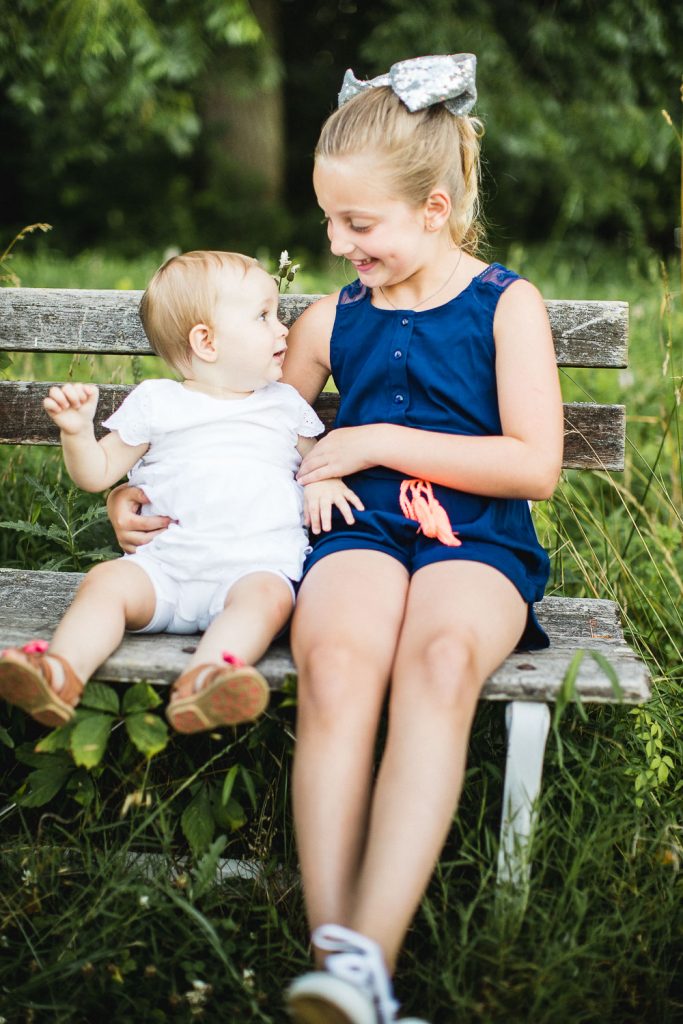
[201,0,284,201]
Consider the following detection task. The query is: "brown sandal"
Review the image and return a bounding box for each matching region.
[0,641,84,727]
[166,652,270,734]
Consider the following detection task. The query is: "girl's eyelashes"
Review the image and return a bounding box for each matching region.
[320,215,372,233]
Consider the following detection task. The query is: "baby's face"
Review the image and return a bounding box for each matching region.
[210,267,289,392]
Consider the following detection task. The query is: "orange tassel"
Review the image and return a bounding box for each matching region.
[399,479,461,547]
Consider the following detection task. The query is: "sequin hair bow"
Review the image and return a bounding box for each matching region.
[338,53,477,116]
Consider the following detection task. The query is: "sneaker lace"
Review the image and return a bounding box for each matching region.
[312,924,399,1024]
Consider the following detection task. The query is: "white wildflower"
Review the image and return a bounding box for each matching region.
[278,250,290,271]
[138,894,150,908]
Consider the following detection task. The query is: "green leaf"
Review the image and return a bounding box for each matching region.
[80,681,120,715]
[587,650,624,700]
[192,835,228,900]
[67,768,97,808]
[69,712,113,768]
[16,761,75,807]
[0,519,55,538]
[123,682,162,715]
[0,725,15,749]
[181,785,215,856]
[222,797,246,832]
[125,711,169,759]
[221,764,239,806]
[35,722,75,753]
[239,765,257,812]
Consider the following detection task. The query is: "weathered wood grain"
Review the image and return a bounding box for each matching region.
[0,382,625,470]
[0,569,650,702]
[0,288,628,367]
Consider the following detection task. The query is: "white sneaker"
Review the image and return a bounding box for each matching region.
[285,924,430,1024]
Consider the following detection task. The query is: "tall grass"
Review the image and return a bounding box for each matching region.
[0,241,681,1022]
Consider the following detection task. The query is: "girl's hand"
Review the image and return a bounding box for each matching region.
[106,483,173,554]
[297,427,376,485]
[43,383,98,435]
[304,479,365,535]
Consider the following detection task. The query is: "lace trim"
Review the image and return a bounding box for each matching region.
[103,382,153,447]
[298,405,325,437]
[338,280,369,305]
[478,263,520,290]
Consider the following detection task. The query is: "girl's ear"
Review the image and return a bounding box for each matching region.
[424,188,452,232]
[188,323,218,363]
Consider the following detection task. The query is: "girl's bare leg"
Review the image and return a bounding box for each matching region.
[291,551,410,945]
[349,560,527,970]
[186,571,294,671]
[48,559,157,682]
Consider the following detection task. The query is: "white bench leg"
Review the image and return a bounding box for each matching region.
[496,700,551,889]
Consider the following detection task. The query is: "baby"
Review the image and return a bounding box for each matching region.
[0,251,361,732]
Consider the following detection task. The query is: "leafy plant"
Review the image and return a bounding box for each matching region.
[0,475,117,571]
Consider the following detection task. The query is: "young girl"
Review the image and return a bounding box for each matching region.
[0,251,360,734]
[108,54,564,1024]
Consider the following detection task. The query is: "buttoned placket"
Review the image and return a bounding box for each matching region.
[386,312,413,418]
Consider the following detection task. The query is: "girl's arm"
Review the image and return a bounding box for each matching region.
[297,281,564,501]
[281,292,336,402]
[44,384,149,492]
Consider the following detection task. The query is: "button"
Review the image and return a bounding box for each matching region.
[401,317,409,326]
[393,393,404,404]
[393,349,403,359]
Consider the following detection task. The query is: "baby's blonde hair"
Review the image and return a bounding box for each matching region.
[139,250,259,373]
[315,88,484,253]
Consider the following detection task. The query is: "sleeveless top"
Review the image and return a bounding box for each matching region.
[328,263,551,650]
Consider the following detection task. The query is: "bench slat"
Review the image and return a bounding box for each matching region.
[0,569,650,703]
[0,289,628,368]
[0,382,625,471]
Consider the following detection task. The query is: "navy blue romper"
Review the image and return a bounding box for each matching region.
[302,263,551,650]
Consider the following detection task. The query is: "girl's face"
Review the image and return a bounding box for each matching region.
[313,155,436,288]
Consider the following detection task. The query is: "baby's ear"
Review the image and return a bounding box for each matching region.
[188,323,218,363]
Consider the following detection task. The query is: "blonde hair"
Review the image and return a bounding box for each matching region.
[139,250,259,372]
[315,88,484,253]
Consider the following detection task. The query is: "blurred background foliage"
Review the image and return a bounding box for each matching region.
[0,0,681,261]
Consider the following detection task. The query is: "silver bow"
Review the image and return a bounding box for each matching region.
[338,53,477,116]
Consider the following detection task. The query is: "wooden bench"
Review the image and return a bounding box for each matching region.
[0,286,651,887]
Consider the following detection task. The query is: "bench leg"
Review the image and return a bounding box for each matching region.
[496,700,551,889]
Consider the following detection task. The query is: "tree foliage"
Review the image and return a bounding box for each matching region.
[0,0,263,165]
[0,0,680,255]
[339,0,682,248]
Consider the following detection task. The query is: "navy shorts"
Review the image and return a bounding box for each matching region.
[302,473,550,650]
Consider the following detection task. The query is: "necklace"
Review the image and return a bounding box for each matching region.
[378,248,463,311]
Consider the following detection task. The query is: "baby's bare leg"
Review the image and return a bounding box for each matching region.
[49,559,157,683]
[187,571,294,670]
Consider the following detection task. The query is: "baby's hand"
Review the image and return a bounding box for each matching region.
[303,478,364,535]
[43,383,99,435]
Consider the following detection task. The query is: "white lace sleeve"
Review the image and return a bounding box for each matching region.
[102,380,155,446]
[296,397,325,438]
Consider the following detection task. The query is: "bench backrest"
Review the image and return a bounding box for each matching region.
[0,288,628,470]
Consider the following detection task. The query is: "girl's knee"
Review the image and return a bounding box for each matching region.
[401,631,482,713]
[295,641,384,725]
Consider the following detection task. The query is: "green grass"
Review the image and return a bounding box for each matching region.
[0,243,681,1022]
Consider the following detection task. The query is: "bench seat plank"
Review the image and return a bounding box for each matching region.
[0,288,628,367]
[0,382,626,471]
[0,569,650,704]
